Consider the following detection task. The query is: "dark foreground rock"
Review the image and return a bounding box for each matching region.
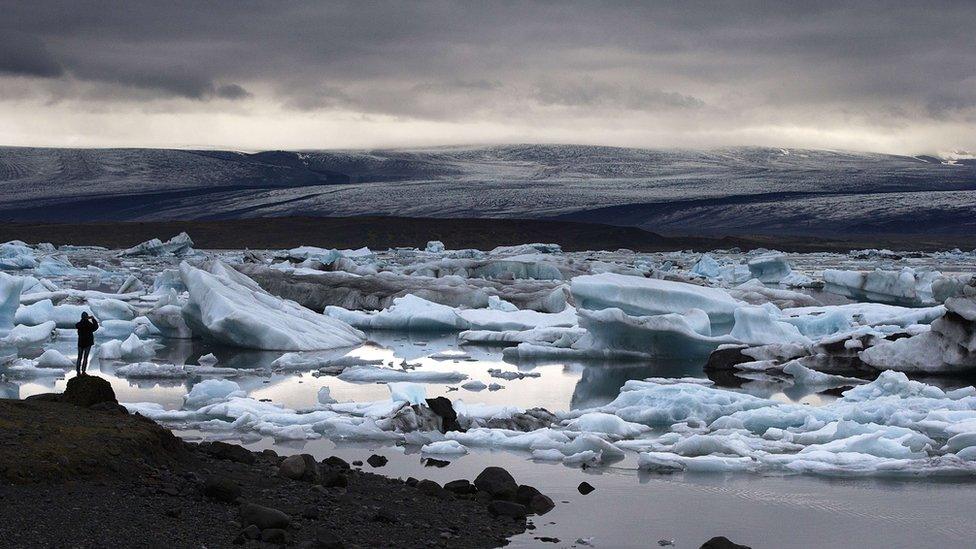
[0,398,529,548]
[700,536,752,549]
[63,374,118,407]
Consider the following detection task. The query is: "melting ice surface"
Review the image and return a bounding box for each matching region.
[3,240,976,547]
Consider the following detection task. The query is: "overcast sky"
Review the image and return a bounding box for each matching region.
[1,1,974,154]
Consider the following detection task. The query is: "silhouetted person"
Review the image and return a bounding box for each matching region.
[75,312,98,375]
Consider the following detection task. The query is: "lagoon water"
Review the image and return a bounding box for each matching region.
[13,331,976,548]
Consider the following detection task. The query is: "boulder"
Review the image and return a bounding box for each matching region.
[204,476,241,503]
[63,375,117,407]
[700,537,752,549]
[207,441,256,465]
[416,479,447,498]
[425,396,462,432]
[322,456,350,470]
[517,485,554,514]
[474,467,518,500]
[577,481,595,495]
[444,479,477,495]
[240,502,291,530]
[487,500,527,519]
[280,454,318,481]
[366,454,388,468]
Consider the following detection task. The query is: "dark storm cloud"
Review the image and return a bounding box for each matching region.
[0,32,63,77]
[1,1,975,145]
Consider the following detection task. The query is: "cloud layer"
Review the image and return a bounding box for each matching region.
[1,1,974,153]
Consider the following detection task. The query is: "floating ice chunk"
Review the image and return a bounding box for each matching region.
[563,412,649,438]
[181,261,364,350]
[421,440,469,455]
[531,448,567,461]
[823,268,939,307]
[327,294,577,332]
[458,306,578,331]
[326,294,466,331]
[0,273,24,335]
[0,242,37,270]
[88,298,138,321]
[273,352,383,372]
[586,379,774,426]
[779,271,815,288]
[35,349,74,369]
[691,254,722,279]
[425,241,446,253]
[336,365,467,383]
[283,246,343,264]
[638,452,757,473]
[462,380,488,391]
[198,353,218,367]
[747,253,791,283]
[147,303,193,339]
[573,307,735,359]
[488,368,541,380]
[317,386,336,405]
[428,350,471,360]
[15,299,94,328]
[489,243,562,256]
[643,377,714,386]
[729,279,821,308]
[487,295,519,312]
[99,333,156,360]
[571,273,741,327]
[458,326,586,347]
[121,232,194,257]
[0,321,55,347]
[729,306,812,346]
[184,379,244,409]
[388,382,427,405]
[782,360,865,386]
[1,357,64,378]
[115,362,190,379]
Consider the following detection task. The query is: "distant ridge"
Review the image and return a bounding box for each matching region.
[0,144,973,242]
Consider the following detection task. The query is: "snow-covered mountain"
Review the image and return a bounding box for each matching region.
[0,145,973,239]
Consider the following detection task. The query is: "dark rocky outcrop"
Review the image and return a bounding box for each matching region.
[474,467,518,500]
[426,396,462,432]
[700,536,752,549]
[63,375,117,407]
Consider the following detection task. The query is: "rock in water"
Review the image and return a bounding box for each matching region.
[63,375,117,407]
[366,454,388,468]
[577,481,595,495]
[425,396,461,432]
[474,467,518,500]
[487,500,527,519]
[700,537,752,549]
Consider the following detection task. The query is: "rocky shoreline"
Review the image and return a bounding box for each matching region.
[0,376,543,548]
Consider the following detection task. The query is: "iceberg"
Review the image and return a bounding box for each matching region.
[0,242,38,270]
[98,334,157,360]
[0,273,24,335]
[746,253,792,283]
[336,365,467,383]
[0,321,55,347]
[571,273,742,328]
[120,232,195,257]
[180,261,365,350]
[35,349,74,369]
[824,268,940,307]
